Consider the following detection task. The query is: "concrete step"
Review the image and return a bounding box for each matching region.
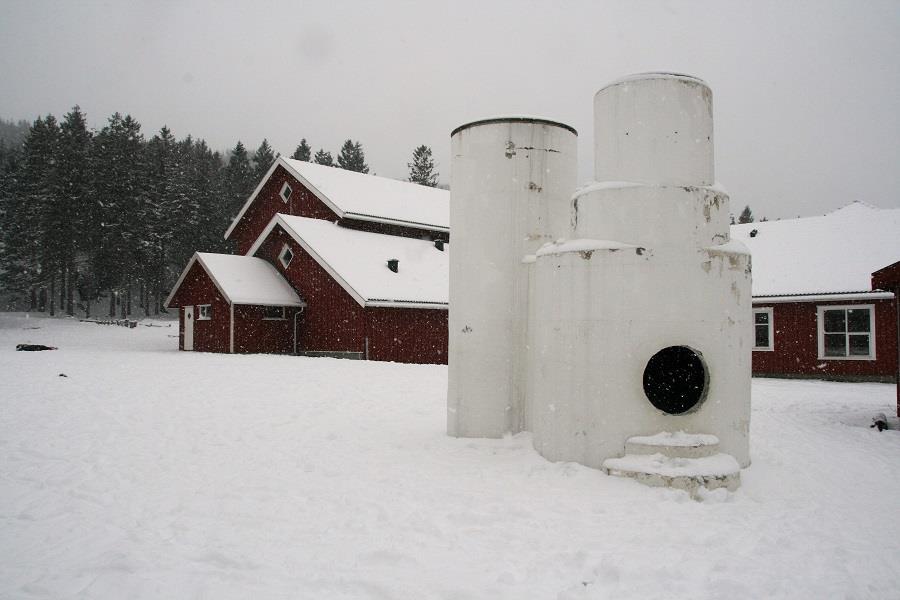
[602,452,741,497]
[625,431,720,459]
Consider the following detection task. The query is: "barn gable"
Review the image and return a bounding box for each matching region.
[250,214,449,309]
[225,157,450,253]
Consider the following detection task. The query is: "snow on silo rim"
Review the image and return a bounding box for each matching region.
[598,72,710,93]
[451,115,577,137]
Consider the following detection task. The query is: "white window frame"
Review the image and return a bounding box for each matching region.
[816,304,876,360]
[262,306,286,321]
[279,244,294,269]
[280,181,293,203]
[197,304,212,320]
[753,307,774,351]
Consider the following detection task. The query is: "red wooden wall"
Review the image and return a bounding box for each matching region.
[871,261,900,414]
[234,305,298,354]
[752,298,898,381]
[367,307,448,364]
[872,261,900,290]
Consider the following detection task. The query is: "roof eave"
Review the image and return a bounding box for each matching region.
[752,291,895,303]
[365,300,449,310]
[342,213,450,233]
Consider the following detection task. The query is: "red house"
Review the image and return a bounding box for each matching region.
[731,202,899,397]
[166,157,449,364]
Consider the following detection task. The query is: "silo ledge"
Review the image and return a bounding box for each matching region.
[536,238,642,257]
[703,239,750,256]
[572,180,729,201]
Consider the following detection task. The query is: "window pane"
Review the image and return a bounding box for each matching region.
[755,324,769,348]
[848,334,870,356]
[824,333,846,357]
[755,311,769,325]
[823,310,845,333]
[264,306,284,319]
[847,309,870,332]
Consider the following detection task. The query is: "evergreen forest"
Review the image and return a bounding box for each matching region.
[0,111,436,317]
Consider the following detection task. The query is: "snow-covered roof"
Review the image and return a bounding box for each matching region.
[224,157,449,240]
[730,202,900,297]
[249,215,448,309]
[165,252,304,308]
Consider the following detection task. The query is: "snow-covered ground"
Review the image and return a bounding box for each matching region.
[1,313,898,599]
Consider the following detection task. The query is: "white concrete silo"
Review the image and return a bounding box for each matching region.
[527,74,751,476]
[448,117,577,438]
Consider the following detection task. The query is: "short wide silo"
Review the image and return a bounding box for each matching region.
[527,74,750,491]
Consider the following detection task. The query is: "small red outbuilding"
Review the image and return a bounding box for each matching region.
[165,252,305,354]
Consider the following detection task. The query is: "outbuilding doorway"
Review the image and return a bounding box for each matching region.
[183,306,194,351]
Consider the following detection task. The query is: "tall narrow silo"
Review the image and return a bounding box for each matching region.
[447,118,577,438]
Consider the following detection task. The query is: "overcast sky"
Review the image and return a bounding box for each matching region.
[1,0,898,219]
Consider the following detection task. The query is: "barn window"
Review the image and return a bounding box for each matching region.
[279,244,294,268]
[753,307,773,351]
[280,182,293,202]
[817,305,875,360]
[197,304,212,320]
[263,306,286,320]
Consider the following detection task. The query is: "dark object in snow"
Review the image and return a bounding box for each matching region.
[59,373,68,378]
[16,344,58,351]
[871,413,888,432]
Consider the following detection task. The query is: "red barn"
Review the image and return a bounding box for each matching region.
[166,157,449,364]
[731,202,899,399]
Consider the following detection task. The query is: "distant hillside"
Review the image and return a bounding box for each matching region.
[0,117,30,150]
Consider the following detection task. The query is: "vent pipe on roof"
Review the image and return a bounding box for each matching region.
[434,239,445,251]
[387,258,399,273]
[750,229,758,238]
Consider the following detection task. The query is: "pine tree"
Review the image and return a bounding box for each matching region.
[56,106,93,315]
[252,138,277,182]
[408,145,438,187]
[189,141,226,256]
[225,141,254,220]
[314,149,334,166]
[0,133,27,305]
[145,125,194,314]
[336,139,369,173]
[88,113,148,315]
[292,139,311,161]
[738,205,754,224]
[4,115,63,313]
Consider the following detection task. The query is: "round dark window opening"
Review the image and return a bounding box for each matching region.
[642,346,708,415]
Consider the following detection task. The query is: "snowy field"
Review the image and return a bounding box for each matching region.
[1,314,898,600]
